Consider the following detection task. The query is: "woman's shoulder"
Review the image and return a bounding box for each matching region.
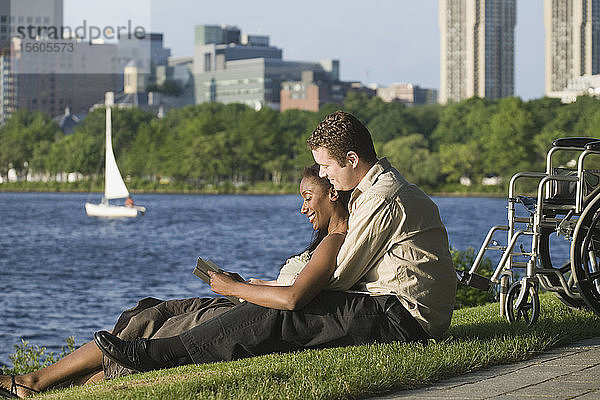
[313,232,346,254]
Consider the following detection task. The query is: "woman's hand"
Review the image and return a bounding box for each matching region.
[208,270,241,296]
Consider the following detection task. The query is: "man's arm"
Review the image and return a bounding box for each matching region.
[326,193,401,290]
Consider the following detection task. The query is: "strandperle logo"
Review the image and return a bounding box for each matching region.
[14,20,146,44]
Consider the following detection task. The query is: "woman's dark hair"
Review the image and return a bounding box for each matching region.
[301,164,350,253]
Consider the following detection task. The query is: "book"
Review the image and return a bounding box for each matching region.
[193,257,242,304]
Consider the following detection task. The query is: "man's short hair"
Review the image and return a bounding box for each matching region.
[307,111,377,167]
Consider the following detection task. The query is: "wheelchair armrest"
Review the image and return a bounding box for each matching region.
[585,140,600,152]
[456,270,492,291]
[552,137,600,148]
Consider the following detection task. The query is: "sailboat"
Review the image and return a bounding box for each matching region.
[85,92,146,218]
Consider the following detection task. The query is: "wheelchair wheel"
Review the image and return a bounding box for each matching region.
[571,191,600,316]
[505,280,540,325]
[538,227,586,309]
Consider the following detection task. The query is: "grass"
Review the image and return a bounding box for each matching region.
[32,293,600,399]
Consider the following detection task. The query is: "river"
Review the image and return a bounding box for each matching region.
[0,192,569,366]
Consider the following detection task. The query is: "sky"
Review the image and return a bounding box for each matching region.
[63,0,546,101]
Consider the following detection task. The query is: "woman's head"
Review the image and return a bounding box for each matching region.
[299,164,349,232]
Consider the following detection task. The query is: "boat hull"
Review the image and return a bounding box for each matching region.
[85,202,144,218]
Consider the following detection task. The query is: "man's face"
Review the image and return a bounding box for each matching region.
[311,147,358,191]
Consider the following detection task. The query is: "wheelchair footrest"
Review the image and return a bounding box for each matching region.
[456,270,493,291]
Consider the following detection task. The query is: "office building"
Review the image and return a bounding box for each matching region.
[280,69,348,112]
[119,32,171,83]
[193,24,339,110]
[544,0,600,96]
[439,0,516,103]
[154,56,195,107]
[376,83,438,105]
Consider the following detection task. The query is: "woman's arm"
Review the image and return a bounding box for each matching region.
[208,233,345,310]
[247,278,280,286]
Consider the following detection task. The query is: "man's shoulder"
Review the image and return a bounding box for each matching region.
[367,163,408,198]
[364,162,433,207]
[353,158,433,210]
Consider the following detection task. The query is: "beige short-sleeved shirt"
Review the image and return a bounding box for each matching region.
[326,158,456,338]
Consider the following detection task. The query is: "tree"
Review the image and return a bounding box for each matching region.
[380,134,441,187]
[481,97,535,177]
[342,91,387,125]
[0,110,62,177]
[404,103,443,140]
[525,96,563,136]
[430,97,494,149]
[438,141,480,184]
[275,109,316,183]
[49,131,102,175]
[367,104,419,144]
[229,107,281,182]
[121,120,163,178]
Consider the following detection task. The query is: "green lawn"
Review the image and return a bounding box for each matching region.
[33,293,600,400]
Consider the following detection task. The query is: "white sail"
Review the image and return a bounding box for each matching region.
[104,99,129,200]
[85,92,145,218]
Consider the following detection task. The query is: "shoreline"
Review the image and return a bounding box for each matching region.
[0,186,506,198]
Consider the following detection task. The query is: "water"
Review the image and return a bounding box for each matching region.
[0,192,568,366]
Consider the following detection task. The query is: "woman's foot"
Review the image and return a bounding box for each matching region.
[0,375,39,398]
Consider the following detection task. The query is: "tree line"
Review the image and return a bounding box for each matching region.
[3,92,600,192]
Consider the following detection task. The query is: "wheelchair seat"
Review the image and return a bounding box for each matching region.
[516,195,537,215]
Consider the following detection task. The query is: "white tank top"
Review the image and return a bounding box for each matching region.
[276,250,311,285]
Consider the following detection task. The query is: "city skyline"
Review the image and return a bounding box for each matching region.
[64,0,545,101]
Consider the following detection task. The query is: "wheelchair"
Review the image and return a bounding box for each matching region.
[457,137,600,325]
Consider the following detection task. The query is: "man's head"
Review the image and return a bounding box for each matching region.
[307,111,377,191]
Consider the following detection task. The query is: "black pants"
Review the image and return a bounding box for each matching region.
[179,291,429,364]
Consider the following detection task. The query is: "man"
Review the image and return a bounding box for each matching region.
[93,111,456,371]
[308,110,456,339]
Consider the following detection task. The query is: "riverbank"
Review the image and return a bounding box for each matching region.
[0,181,506,197]
[31,294,600,400]
[0,180,299,195]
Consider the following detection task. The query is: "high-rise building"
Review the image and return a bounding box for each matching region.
[0,0,168,123]
[2,0,63,42]
[0,0,64,122]
[439,0,516,103]
[544,0,600,96]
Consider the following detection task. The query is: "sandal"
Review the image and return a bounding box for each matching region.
[0,376,38,398]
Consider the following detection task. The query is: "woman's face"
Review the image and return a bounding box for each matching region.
[299,176,334,231]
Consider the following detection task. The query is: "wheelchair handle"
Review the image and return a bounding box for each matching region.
[585,140,600,152]
[552,137,600,148]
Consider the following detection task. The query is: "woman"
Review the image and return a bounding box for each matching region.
[0,165,349,398]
